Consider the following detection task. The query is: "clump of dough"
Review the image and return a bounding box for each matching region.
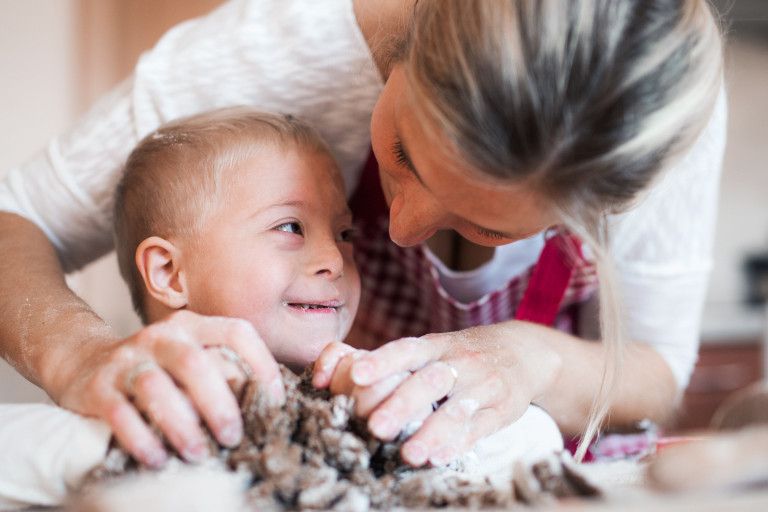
[83,365,596,511]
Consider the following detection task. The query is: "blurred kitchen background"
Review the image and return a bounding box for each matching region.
[0,0,766,430]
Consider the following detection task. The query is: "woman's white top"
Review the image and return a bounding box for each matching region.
[0,0,727,390]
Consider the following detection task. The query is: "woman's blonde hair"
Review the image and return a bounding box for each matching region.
[113,107,331,323]
[403,0,723,460]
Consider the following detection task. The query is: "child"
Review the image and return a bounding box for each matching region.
[113,106,361,372]
[0,107,563,509]
[0,106,360,509]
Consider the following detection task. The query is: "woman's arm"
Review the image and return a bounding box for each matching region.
[0,213,101,394]
[0,213,284,467]
[315,322,677,467]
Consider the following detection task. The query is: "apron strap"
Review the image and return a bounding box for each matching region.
[515,231,582,326]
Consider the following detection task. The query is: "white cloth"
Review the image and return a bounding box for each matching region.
[0,404,111,510]
[0,402,557,510]
[458,405,564,483]
[0,0,727,390]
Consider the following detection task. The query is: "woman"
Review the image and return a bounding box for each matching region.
[0,0,725,467]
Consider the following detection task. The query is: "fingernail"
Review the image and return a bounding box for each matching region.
[144,449,168,469]
[403,440,428,467]
[182,442,209,463]
[429,446,458,467]
[219,422,242,447]
[268,378,285,406]
[312,367,327,388]
[369,410,397,439]
[351,360,373,385]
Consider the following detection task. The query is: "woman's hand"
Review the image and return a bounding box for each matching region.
[53,310,285,468]
[313,342,413,418]
[313,323,562,467]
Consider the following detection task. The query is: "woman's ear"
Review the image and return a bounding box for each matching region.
[135,236,188,310]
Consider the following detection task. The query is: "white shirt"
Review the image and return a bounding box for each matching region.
[0,0,727,389]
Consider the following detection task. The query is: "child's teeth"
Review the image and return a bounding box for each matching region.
[292,303,334,310]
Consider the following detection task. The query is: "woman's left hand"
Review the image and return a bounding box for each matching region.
[313,322,563,467]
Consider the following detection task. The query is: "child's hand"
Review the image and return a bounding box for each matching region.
[55,310,285,468]
[313,341,411,419]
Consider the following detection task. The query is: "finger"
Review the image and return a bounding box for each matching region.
[207,346,249,397]
[128,364,211,462]
[152,338,244,449]
[351,371,410,418]
[367,361,456,441]
[313,342,357,388]
[210,317,285,405]
[101,393,168,468]
[351,336,444,386]
[327,350,372,396]
[403,403,501,468]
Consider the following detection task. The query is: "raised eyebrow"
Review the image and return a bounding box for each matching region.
[260,199,306,212]
[336,207,353,222]
[249,199,306,219]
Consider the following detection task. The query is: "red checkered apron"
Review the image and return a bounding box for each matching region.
[347,151,598,350]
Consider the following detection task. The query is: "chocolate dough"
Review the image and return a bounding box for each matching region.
[85,365,597,511]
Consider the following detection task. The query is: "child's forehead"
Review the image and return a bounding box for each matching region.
[237,144,343,184]
[226,146,347,206]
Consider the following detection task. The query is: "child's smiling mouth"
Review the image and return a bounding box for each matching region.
[284,300,342,313]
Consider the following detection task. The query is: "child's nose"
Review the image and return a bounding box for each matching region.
[309,237,344,278]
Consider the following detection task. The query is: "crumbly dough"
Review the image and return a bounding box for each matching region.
[82,365,598,511]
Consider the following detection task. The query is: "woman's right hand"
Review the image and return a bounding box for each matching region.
[52,310,285,468]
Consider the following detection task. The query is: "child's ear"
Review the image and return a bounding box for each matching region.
[135,236,188,310]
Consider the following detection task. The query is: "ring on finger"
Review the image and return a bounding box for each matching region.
[444,362,459,394]
[209,345,254,380]
[125,361,158,396]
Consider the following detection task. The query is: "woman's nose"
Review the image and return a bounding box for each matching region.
[309,236,344,278]
[388,192,444,247]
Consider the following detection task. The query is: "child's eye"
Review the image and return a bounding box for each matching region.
[275,222,303,235]
[338,227,359,243]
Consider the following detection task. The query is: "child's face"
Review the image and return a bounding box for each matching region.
[183,146,360,371]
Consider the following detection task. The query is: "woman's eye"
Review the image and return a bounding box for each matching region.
[275,222,303,235]
[392,139,412,169]
[476,227,504,241]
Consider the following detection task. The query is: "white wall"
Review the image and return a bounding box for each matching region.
[0,1,76,167]
[709,36,768,304]
[0,0,140,402]
[700,33,768,341]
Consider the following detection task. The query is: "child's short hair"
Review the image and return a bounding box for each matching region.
[113,106,333,323]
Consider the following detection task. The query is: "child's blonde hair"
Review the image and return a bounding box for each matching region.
[113,106,332,323]
[402,0,724,459]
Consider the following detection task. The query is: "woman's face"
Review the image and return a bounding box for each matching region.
[371,65,558,247]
